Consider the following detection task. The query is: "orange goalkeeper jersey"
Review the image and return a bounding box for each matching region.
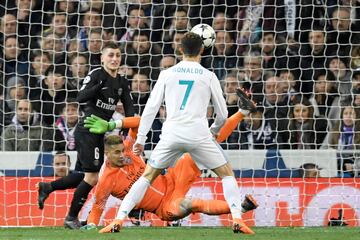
[87,138,169,225]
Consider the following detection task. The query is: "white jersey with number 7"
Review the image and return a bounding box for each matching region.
[136,60,228,145]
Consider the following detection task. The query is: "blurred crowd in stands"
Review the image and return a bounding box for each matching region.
[0,0,359,177]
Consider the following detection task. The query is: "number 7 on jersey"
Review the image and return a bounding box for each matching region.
[179,80,194,110]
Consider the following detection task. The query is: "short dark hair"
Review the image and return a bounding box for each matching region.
[102,41,120,52]
[89,28,102,37]
[30,50,50,62]
[69,53,89,65]
[262,31,275,39]
[314,69,336,81]
[299,163,321,177]
[174,7,188,16]
[104,135,123,147]
[353,70,360,79]
[54,151,71,162]
[45,64,66,76]
[181,32,203,57]
[128,5,144,15]
[5,35,17,43]
[132,29,150,41]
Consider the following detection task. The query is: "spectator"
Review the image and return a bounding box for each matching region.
[212,12,233,31]
[162,8,189,43]
[0,14,18,48]
[9,0,46,48]
[79,0,123,32]
[53,151,71,177]
[309,70,340,129]
[77,9,102,51]
[160,55,176,70]
[236,0,285,49]
[118,64,135,80]
[289,95,328,149]
[351,45,360,69]
[29,51,51,99]
[44,12,75,44]
[299,163,322,178]
[203,30,238,80]
[259,31,287,70]
[32,65,77,126]
[54,0,80,28]
[298,26,331,94]
[86,28,103,68]
[54,100,79,151]
[240,51,264,103]
[327,6,359,57]
[327,56,352,100]
[0,13,16,35]
[263,76,291,149]
[119,5,149,42]
[0,99,53,151]
[278,69,299,96]
[239,105,283,149]
[223,73,241,116]
[221,73,240,149]
[352,89,360,107]
[124,29,161,81]
[68,54,89,90]
[151,3,177,42]
[321,105,360,177]
[350,71,360,106]
[2,35,29,80]
[109,101,125,135]
[39,31,67,64]
[0,76,27,133]
[131,70,151,115]
[352,70,360,92]
[167,30,186,60]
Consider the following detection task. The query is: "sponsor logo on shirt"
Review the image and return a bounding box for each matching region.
[96,99,116,111]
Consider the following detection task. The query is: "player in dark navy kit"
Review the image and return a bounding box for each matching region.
[37,42,134,229]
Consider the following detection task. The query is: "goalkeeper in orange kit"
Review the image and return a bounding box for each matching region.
[82,88,258,233]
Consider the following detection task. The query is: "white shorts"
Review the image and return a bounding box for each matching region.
[147,138,228,170]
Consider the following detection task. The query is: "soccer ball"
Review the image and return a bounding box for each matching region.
[190,23,216,48]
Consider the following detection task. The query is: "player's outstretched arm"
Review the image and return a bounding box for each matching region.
[84,115,140,135]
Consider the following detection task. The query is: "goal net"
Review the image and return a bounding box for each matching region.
[0,0,360,227]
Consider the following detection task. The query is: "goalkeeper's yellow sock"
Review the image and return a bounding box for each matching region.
[216,111,244,143]
[191,199,230,215]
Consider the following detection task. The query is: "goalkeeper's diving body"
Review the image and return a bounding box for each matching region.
[82,105,258,230]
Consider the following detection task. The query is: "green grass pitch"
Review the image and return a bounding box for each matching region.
[0,227,359,240]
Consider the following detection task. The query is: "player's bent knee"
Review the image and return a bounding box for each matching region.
[161,199,192,221]
[142,165,163,183]
[84,172,99,186]
[179,199,192,214]
[212,163,234,178]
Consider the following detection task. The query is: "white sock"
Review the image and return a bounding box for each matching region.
[222,176,242,219]
[116,176,150,220]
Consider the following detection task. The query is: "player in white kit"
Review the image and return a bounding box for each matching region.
[100,32,255,234]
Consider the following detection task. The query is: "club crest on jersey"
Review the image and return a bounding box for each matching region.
[118,88,123,96]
